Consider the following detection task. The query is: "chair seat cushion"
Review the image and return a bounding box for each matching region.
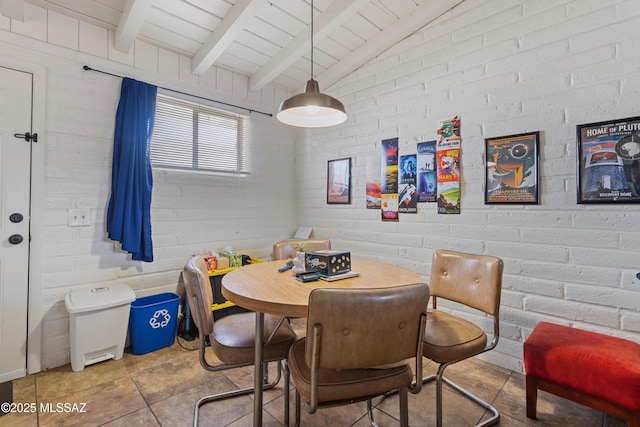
[422,309,487,364]
[288,338,413,405]
[524,322,640,411]
[212,313,296,364]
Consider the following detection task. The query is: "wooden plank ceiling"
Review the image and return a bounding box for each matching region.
[19,0,464,93]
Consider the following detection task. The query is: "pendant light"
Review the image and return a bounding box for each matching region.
[276,0,347,128]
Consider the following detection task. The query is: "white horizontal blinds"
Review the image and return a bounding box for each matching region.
[150,94,247,174]
[151,97,193,168]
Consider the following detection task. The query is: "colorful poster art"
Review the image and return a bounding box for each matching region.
[577,116,640,203]
[399,154,417,213]
[366,182,381,209]
[437,149,460,183]
[381,137,399,221]
[437,115,461,149]
[381,138,399,193]
[436,116,461,214]
[437,181,461,214]
[327,158,351,204]
[381,193,399,221]
[417,140,437,202]
[485,132,539,204]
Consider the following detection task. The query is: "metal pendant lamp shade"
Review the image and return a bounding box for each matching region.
[277,79,347,128]
[276,0,347,128]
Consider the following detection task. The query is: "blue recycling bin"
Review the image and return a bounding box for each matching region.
[129,292,180,355]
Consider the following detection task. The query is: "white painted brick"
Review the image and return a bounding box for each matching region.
[524,295,620,327]
[522,227,619,249]
[502,275,565,299]
[489,242,570,263]
[622,311,640,333]
[566,284,639,310]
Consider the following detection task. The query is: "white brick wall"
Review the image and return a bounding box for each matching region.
[0,5,297,369]
[299,0,640,372]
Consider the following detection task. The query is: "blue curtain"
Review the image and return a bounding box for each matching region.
[106,78,157,262]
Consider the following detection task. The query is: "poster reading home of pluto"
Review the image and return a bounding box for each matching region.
[417,140,437,202]
[436,116,461,214]
[399,154,418,213]
[577,116,640,203]
[381,137,399,221]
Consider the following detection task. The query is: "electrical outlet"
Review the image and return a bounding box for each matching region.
[68,208,90,227]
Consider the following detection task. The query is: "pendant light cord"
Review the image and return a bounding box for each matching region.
[310,0,314,79]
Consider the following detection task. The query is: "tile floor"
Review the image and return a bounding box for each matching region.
[2,319,627,427]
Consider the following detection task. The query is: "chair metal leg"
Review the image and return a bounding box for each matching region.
[294,389,301,427]
[422,362,500,427]
[399,388,409,427]
[283,360,290,427]
[366,399,379,427]
[193,361,284,427]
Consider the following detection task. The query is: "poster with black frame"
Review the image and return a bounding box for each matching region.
[484,131,540,204]
[327,158,351,204]
[577,116,640,203]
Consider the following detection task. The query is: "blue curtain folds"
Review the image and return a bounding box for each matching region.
[106,78,157,262]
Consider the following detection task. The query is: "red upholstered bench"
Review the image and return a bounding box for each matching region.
[524,322,640,427]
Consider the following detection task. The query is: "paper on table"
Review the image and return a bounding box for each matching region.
[293,227,313,239]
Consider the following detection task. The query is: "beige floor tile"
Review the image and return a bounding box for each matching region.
[35,358,129,401]
[37,376,146,427]
[129,350,219,405]
[151,380,255,427]
[100,407,161,426]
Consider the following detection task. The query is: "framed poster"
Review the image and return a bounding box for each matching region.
[327,158,351,204]
[577,116,640,203]
[484,131,540,204]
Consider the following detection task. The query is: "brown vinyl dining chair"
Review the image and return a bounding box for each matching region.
[288,283,429,427]
[181,255,297,427]
[272,237,331,260]
[422,249,504,427]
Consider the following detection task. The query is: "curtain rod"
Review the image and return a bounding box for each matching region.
[82,65,272,117]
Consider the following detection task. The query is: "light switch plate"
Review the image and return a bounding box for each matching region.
[68,208,90,227]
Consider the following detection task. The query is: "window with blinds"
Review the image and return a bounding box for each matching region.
[150,94,248,175]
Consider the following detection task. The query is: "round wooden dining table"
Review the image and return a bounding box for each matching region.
[221,258,422,426]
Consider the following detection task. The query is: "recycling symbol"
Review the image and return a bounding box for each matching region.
[149,309,171,329]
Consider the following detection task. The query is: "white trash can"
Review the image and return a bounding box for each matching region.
[65,284,135,372]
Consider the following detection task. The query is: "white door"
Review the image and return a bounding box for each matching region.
[0,66,32,382]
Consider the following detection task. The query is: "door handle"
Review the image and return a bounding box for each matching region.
[8,234,23,244]
[14,132,38,142]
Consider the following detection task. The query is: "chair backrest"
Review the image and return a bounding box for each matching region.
[182,255,215,336]
[429,249,503,316]
[272,238,331,260]
[305,283,429,370]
